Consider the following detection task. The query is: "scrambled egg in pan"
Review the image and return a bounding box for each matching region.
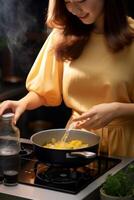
[43,138,88,150]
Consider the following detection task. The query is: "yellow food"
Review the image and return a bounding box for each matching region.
[43,138,88,149]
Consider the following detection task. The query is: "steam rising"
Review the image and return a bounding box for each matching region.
[0,0,36,52]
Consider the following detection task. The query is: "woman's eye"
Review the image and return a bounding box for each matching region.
[65,0,86,4]
[76,0,86,3]
[65,1,70,4]
[78,0,86,3]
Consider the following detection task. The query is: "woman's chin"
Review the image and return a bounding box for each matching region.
[80,18,94,25]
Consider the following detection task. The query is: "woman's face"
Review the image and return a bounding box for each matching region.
[64,0,104,25]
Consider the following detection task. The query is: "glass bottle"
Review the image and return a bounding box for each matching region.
[0,113,20,185]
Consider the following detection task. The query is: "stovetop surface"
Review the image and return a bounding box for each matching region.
[18,143,121,194]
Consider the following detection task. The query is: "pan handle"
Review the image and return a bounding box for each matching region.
[68,151,96,158]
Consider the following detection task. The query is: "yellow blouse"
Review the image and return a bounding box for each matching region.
[26,24,134,157]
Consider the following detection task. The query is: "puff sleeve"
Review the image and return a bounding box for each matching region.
[26,29,63,106]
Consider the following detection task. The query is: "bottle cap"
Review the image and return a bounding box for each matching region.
[2,113,14,120]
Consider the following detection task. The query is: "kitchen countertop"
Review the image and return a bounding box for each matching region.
[0,139,133,200]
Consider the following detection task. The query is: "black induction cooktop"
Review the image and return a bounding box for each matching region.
[17,143,121,194]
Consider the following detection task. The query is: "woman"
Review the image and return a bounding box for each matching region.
[0,0,134,157]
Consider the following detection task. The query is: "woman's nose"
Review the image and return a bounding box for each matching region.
[70,4,82,16]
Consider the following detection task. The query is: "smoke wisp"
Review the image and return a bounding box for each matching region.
[0,0,37,52]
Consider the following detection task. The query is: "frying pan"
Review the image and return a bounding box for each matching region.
[31,129,100,167]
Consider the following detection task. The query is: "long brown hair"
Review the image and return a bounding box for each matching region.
[47,0,134,61]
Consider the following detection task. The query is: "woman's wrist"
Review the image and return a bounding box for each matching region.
[18,91,44,110]
[113,102,134,118]
[18,96,29,110]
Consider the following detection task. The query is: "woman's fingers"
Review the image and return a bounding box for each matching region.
[74,117,100,130]
[73,111,95,122]
[0,100,21,124]
[0,100,26,124]
[74,118,93,128]
[72,110,95,129]
[0,100,13,115]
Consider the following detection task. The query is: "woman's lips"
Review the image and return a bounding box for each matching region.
[79,13,89,20]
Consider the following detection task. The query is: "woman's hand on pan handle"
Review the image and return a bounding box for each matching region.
[72,102,120,130]
[0,100,27,124]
